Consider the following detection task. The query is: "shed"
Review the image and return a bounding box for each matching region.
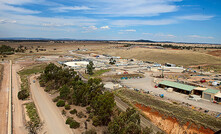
[202,89,220,101]
[159,80,196,95]
[192,87,207,97]
[214,93,221,102]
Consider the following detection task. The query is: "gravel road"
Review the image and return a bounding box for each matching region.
[30,76,74,134]
[0,63,9,134]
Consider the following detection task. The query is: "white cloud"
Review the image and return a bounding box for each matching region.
[120,29,136,32]
[0,13,98,27]
[142,33,153,35]
[50,6,91,12]
[100,26,110,29]
[155,33,176,38]
[82,26,98,32]
[177,15,214,21]
[0,19,16,24]
[84,0,182,17]
[112,19,177,26]
[142,32,176,38]
[0,3,40,14]
[188,35,214,39]
[0,0,39,5]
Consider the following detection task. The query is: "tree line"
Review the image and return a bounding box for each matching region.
[0,45,14,55]
[39,63,115,126]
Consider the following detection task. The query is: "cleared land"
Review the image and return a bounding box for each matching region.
[96,48,221,67]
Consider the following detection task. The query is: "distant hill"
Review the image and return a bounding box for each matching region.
[134,39,155,43]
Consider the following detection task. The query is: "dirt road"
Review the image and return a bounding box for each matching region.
[0,62,9,134]
[12,63,27,134]
[30,76,73,134]
[121,74,221,113]
[115,96,163,133]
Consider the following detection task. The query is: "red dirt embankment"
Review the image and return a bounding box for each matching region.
[135,103,214,134]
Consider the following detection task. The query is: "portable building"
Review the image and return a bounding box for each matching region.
[214,93,221,103]
[202,89,220,101]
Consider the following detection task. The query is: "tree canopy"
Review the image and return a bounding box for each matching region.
[39,63,115,126]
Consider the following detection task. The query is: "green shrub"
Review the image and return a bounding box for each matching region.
[56,100,65,107]
[65,104,71,110]
[76,111,86,118]
[70,109,77,115]
[89,113,94,119]
[69,120,80,129]
[92,116,101,126]
[18,90,29,100]
[86,107,91,113]
[83,129,97,134]
[53,97,59,102]
[62,110,66,116]
[86,118,90,122]
[66,117,73,124]
[143,127,153,134]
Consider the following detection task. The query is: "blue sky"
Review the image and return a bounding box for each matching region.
[0,0,220,43]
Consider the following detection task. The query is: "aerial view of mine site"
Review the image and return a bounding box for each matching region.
[0,0,221,134]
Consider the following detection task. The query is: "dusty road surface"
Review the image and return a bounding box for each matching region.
[115,96,163,133]
[30,76,74,134]
[12,63,27,134]
[121,73,221,113]
[0,62,9,134]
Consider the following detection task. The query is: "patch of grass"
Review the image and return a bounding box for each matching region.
[26,102,40,122]
[18,64,47,99]
[19,63,47,76]
[83,69,111,79]
[115,89,221,131]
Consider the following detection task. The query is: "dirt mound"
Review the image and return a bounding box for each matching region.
[135,103,214,134]
[207,50,221,57]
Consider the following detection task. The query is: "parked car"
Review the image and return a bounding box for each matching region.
[188,95,201,101]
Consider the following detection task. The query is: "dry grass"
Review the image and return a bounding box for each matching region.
[1,41,220,68]
[96,48,221,67]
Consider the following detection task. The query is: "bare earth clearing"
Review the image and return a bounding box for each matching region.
[96,47,221,66]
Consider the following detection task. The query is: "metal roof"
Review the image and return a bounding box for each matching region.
[194,87,207,91]
[215,93,221,98]
[204,89,220,94]
[159,80,196,92]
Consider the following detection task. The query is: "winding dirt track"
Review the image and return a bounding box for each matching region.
[0,62,9,134]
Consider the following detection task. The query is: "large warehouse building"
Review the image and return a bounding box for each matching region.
[159,80,221,102]
[159,80,196,95]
